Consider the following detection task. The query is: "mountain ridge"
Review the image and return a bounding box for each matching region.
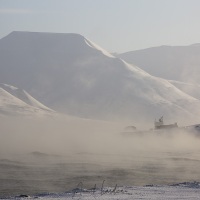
[118,43,200,83]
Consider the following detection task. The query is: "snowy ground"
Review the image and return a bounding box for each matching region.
[2,182,200,200]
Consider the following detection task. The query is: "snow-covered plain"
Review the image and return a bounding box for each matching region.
[2,182,200,199]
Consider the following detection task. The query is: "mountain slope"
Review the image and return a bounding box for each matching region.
[0,83,52,111]
[1,31,200,123]
[118,44,200,84]
[0,84,55,117]
[169,80,200,100]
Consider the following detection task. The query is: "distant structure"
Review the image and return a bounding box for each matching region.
[154,116,178,129]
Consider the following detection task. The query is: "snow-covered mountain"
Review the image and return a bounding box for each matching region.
[118,44,200,84]
[0,83,54,117]
[1,31,200,123]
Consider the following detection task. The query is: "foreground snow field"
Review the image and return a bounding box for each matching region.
[3,182,200,200]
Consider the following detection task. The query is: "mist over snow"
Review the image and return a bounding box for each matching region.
[1,31,200,125]
[1,115,200,197]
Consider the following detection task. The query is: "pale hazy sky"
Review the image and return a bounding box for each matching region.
[0,0,200,53]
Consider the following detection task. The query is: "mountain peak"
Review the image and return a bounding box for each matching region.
[8,31,84,38]
[2,31,86,45]
[1,31,115,59]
